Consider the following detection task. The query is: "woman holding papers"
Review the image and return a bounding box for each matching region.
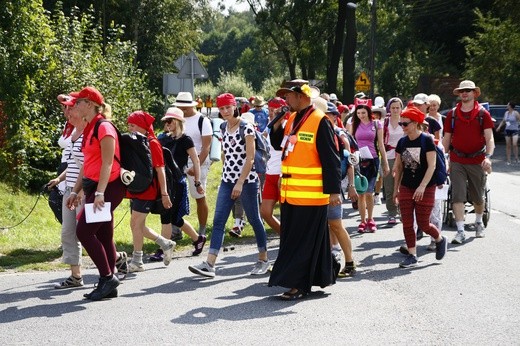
[66,86,126,301]
[351,101,389,233]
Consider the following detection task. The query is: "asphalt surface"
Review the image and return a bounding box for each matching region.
[1,144,519,345]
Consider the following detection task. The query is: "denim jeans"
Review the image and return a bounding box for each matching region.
[209,180,267,255]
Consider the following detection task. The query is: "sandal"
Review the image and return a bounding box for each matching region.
[280,289,308,300]
[358,222,367,233]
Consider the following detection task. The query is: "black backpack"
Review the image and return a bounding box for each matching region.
[92,120,154,194]
[150,146,183,214]
[419,134,448,186]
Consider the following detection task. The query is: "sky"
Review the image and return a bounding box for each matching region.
[211,0,250,14]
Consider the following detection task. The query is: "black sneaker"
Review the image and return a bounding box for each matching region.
[399,245,410,255]
[229,227,242,238]
[192,235,207,256]
[399,254,418,268]
[435,236,448,260]
[87,275,120,301]
[416,229,424,240]
[149,249,164,262]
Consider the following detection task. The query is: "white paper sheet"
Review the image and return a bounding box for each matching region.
[84,202,112,223]
[435,184,449,200]
[359,146,373,159]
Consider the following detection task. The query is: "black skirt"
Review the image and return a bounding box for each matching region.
[268,203,335,293]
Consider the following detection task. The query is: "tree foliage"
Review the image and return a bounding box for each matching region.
[463,10,520,103]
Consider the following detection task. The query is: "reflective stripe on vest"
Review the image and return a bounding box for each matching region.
[280,109,330,206]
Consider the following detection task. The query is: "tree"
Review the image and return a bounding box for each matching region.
[463,10,520,103]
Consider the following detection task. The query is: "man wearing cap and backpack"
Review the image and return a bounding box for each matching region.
[442,80,495,244]
[173,92,212,238]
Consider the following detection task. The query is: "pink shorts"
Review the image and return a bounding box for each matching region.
[262,174,280,201]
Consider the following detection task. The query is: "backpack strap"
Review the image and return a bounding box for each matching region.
[198,115,204,135]
[91,119,121,164]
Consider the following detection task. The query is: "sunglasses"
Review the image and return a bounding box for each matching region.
[398,121,412,127]
[164,119,173,124]
[459,89,474,93]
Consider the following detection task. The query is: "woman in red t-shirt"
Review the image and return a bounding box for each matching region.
[125,111,176,273]
[66,86,126,301]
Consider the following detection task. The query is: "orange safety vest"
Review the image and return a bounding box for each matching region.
[280,108,330,206]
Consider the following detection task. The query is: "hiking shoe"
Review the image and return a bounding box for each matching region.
[192,235,207,256]
[338,261,356,277]
[250,260,270,275]
[229,227,242,238]
[54,275,83,289]
[399,254,418,268]
[366,219,377,233]
[352,201,358,210]
[399,245,410,255]
[416,229,424,240]
[188,261,215,278]
[387,216,398,225]
[128,261,144,273]
[452,231,466,244]
[84,288,118,299]
[171,230,183,242]
[149,249,164,262]
[475,222,485,238]
[115,251,128,275]
[427,240,436,251]
[374,194,382,205]
[162,240,176,266]
[357,222,367,233]
[88,275,120,301]
[436,236,448,260]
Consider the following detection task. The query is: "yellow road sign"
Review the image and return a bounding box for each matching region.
[355,71,371,91]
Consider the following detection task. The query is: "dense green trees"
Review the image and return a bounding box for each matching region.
[1,0,519,192]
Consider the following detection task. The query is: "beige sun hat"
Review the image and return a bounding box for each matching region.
[161,107,185,122]
[453,80,481,97]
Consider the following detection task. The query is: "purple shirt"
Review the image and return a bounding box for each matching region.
[355,121,382,158]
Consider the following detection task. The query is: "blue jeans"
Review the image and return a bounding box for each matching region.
[209,180,267,255]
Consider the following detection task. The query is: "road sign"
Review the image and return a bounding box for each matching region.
[355,71,370,91]
[177,51,208,79]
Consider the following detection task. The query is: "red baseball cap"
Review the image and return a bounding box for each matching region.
[70,86,104,105]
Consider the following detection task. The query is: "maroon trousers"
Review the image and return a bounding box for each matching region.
[76,179,125,276]
[399,185,440,249]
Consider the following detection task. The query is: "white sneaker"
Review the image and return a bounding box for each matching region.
[188,261,216,278]
[162,240,176,266]
[475,223,485,238]
[128,262,144,273]
[452,231,466,244]
[250,260,270,275]
[374,194,382,205]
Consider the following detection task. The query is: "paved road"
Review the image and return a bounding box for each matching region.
[1,144,519,345]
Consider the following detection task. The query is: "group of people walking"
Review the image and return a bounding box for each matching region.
[48,78,494,301]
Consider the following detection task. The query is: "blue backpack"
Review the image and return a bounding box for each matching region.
[220,120,270,174]
[420,134,447,186]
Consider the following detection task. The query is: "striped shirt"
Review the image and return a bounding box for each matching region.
[65,130,84,188]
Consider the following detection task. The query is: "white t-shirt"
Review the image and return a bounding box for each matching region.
[184,112,212,164]
[266,133,282,175]
[386,120,405,160]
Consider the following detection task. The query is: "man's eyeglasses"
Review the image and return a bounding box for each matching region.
[398,121,412,127]
[459,89,474,93]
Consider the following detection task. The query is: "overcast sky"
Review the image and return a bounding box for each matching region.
[211,0,250,13]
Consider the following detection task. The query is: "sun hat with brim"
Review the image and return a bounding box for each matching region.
[453,80,481,97]
[372,105,386,115]
[276,80,320,99]
[70,86,104,105]
[173,92,198,107]
[251,96,266,107]
[161,107,185,122]
[326,101,340,116]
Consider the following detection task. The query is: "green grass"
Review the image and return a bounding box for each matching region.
[0,161,277,272]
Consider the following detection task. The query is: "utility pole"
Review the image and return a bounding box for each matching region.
[369,0,377,99]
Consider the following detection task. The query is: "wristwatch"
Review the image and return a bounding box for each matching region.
[194,181,201,187]
[95,191,104,197]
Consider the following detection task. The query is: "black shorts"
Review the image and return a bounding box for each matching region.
[130,199,156,214]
